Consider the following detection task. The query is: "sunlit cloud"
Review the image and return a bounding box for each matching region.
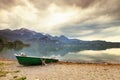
[0,0,120,42]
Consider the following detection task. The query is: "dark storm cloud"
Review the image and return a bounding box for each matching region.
[0,0,26,11]
[0,0,18,10]
[62,0,95,8]
[59,20,120,37]
[29,0,95,10]
[94,0,120,20]
[29,0,51,10]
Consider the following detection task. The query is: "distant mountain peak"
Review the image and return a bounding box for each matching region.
[0,29,11,31]
[16,28,30,31]
[59,35,68,40]
[13,28,36,34]
[4,29,11,31]
[20,28,28,30]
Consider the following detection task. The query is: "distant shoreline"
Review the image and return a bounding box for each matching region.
[0,59,120,66]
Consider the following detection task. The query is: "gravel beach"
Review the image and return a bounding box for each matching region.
[0,60,120,80]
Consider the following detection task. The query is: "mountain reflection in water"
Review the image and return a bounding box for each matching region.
[0,43,120,64]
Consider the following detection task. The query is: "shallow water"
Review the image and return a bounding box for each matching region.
[62,48,120,64]
[0,44,120,64]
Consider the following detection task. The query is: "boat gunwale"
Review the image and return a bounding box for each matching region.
[15,55,58,60]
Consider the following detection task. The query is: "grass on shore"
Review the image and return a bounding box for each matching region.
[0,62,4,66]
[0,62,20,77]
[0,62,8,77]
[14,70,20,73]
[0,70,9,77]
[13,76,27,80]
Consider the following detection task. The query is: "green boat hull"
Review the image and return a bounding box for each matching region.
[15,56,58,65]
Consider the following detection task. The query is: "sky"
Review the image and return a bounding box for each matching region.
[0,0,120,42]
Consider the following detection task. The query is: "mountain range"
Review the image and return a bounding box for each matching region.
[0,28,120,50]
[0,28,80,44]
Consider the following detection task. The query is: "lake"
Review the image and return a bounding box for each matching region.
[0,44,120,64]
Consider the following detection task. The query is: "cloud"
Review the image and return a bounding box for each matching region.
[94,0,120,20]
[29,0,95,9]
[0,0,26,11]
[0,0,120,42]
[59,20,120,42]
[61,0,95,8]
[0,0,16,10]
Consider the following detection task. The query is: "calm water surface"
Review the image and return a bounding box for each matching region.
[0,45,120,64]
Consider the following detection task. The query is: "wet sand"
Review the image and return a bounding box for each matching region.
[0,60,120,80]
